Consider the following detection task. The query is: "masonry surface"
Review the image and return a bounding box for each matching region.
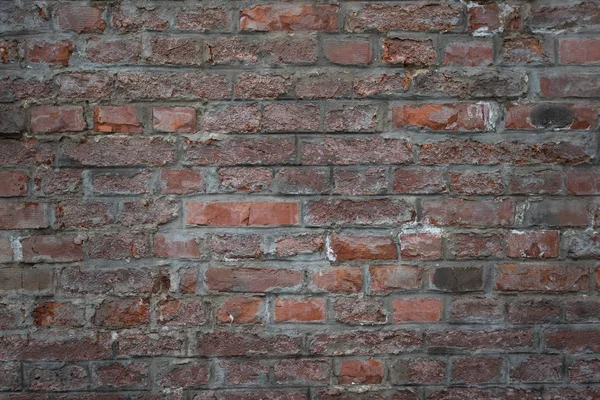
[0,0,599,399]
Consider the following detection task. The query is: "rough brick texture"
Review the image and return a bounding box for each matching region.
[0,0,599,398]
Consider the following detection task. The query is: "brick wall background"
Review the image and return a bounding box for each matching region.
[0,0,600,398]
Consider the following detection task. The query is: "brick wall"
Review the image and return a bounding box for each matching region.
[0,0,599,398]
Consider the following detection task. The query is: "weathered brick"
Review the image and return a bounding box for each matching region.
[422,198,515,227]
[390,358,445,385]
[153,107,197,133]
[566,168,600,195]
[508,168,563,195]
[26,40,72,66]
[89,233,149,259]
[147,35,203,66]
[393,103,494,132]
[157,298,211,326]
[274,233,324,258]
[111,4,168,32]
[116,72,230,100]
[502,37,551,64]
[56,6,105,33]
[274,359,330,385]
[296,73,353,99]
[545,329,600,353]
[211,234,263,260]
[241,5,338,31]
[328,234,397,261]
[427,328,533,351]
[507,298,562,324]
[382,39,436,66]
[92,361,148,390]
[60,267,169,295]
[206,268,302,293]
[31,106,86,134]
[160,169,204,195]
[93,170,151,195]
[530,3,600,32]
[451,296,504,324]
[400,233,442,260]
[560,38,600,64]
[155,360,209,388]
[310,329,422,355]
[333,167,387,195]
[217,296,263,324]
[175,7,228,31]
[22,235,83,263]
[312,267,363,293]
[324,105,377,132]
[306,199,414,227]
[443,41,494,66]
[154,233,201,259]
[218,167,272,192]
[496,264,589,292]
[393,167,445,194]
[569,359,600,383]
[324,40,372,65]
[370,265,421,293]
[449,169,504,195]
[86,37,141,64]
[0,171,28,197]
[452,357,503,384]
[510,355,562,383]
[302,136,412,165]
[392,298,442,322]
[264,36,317,64]
[468,3,521,35]
[185,137,296,166]
[274,298,326,322]
[272,167,328,194]
[506,230,559,259]
[338,359,383,384]
[354,73,409,98]
[204,104,261,134]
[448,232,504,259]
[187,201,299,226]
[25,363,89,391]
[197,330,302,357]
[56,72,113,100]
[540,72,600,98]
[208,37,259,64]
[0,202,49,229]
[334,297,386,325]
[32,301,85,328]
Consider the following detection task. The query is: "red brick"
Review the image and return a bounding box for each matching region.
[324,105,377,132]
[427,328,533,351]
[179,268,197,294]
[392,298,442,322]
[155,360,209,389]
[272,167,328,194]
[0,77,53,103]
[217,296,263,324]
[393,103,493,132]
[414,69,527,98]
[160,169,204,195]
[56,6,105,33]
[510,355,562,383]
[390,358,445,384]
[89,233,149,259]
[204,104,261,134]
[400,233,442,260]
[55,199,112,229]
[327,234,397,261]
[545,329,600,353]
[25,363,89,391]
[296,73,353,99]
[153,107,196,133]
[61,137,175,167]
[275,298,326,322]
[185,137,295,166]
[310,330,422,356]
[393,166,445,194]
[452,357,503,384]
[306,199,414,227]
[0,361,19,390]
[450,169,504,195]
[496,264,589,292]
[154,233,201,259]
[118,198,179,227]
[32,301,85,328]
[26,40,72,66]
[86,37,141,64]
[544,388,600,400]
[218,167,272,192]
[338,359,383,384]
[302,136,412,165]
[560,38,600,64]
[503,37,550,64]
[531,3,600,32]
[370,265,421,293]
[197,330,302,357]
[274,234,324,257]
[333,167,387,195]
[117,330,185,357]
[540,72,600,98]
[506,230,559,259]
[566,168,600,195]
[92,170,151,195]
[210,234,263,260]
[207,37,259,64]
[508,168,562,195]
[448,232,504,259]
[240,4,338,31]
[263,36,317,64]
[0,138,54,167]
[93,361,148,389]
[468,3,521,35]
[524,199,589,227]
[219,359,269,386]
[0,202,48,229]
[157,298,211,326]
[262,103,319,132]
[431,388,535,400]
[312,267,363,293]
[147,35,203,66]
[93,298,150,327]
[443,41,494,67]
[566,298,600,323]
[354,73,409,98]
[175,7,228,31]
[346,3,462,32]
[569,359,600,383]
[324,40,372,65]
[273,359,330,385]
[56,72,113,100]
[505,103,597,130]
[94,106,141,134]
[21,235,83,263]
[382,39,436,66]
[334,297,386,325]
[30,106,86,134]
[206,267,302,293]
[508,299,562,324]
[451,297,504,324]
[235,73,292,99]
[111,4,168,32]
[60,267,169,295]
[186,201,299,226]
[0,171,28,197]
[0,40,21,65]
[423,198,514,227]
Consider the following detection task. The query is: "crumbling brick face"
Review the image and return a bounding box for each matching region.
[0,0,599,398]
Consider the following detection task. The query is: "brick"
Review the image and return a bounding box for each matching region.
[382,38,436,66]
[393,103,493,132]
[92,361,148,390]
[510,355,562,383]
[324,40,372,65]
[194,390,306,400]
[22,235,83,263]
[0,239,13,263]
[393,167,445,194]
[427,328,533,351]
[338,359,383,384]
[310,330,422,355]
[496,264,589,292]
[274,298,326,322]
[567,299,600,322]
[86,37,141,64]
[262,103,319,132]
[545,329,600,353]
[157,298,211,326]
[565,231,600,259]
[148,35,203,66]
[56,6,105,33]
[155,360,209,388]
[451,297,504,324]
[354,73,409,98]
[264,36,317,64]
[0,77,53,103]
[0,268,53,294]
[116,72,230,100]
[26,40,72,66]
[185,137,296,166]
[506,103,597,130]
[302,136,412,165]
[346,3,462,32]
[274,359,330,385]
[430,267,483,292]
[218,167,272,192]
[93,170,151,195]
[390,358,445,385]
[324,105,377,132]
[30,106,86,134]
[327,234,397,261]
[569,359,600,383]
[443,41,494,67]
[111,4,168,32]
[208,37,259,64]
[370,265,421,293]
[275,234,324,258]
[0,171,28,197]
[468,3,521,35]
[240,4,338,31]
[312,267,363,293]
[560,38,600,64]
[392,298,442,322]
[506,230,559,259]
[217,296,263,324]
[430,388,535,400]
[272,167,329,194]
[25,363,89,391]
[94,106,141,134]
[197,330,302,357]
[219,359,269,386]
[422,198,515,227]
[179,268,197,294]
[296,72,353,99]
[524,199,589,227]
[502,37,550,64]
[175,7,228,31]
[306,199,414,227]
[540,72,600,98]
[186,201,299,226]
[452,357,503,384]
[507,298,562,324]
[0,40,21,65]
[117,330,185,357]
[333,167,386,195]
[56,72,113,99]
[566,168,600,195]
[544,388,600,400]
[0,361,19,390]
[153,107,196,133]
[236,73,293,99]
[61,137,176,167]
[154,233,201,259]
[204,104,261,133]
[0,105,26,136]
[89,233,149,259]
[60,267,169,295]
[211,234,263,259]
[160,169,204,195]
[93,298,150,327]
[32,301,85,328]
[0,202,48,229]
[334,297,386,325]
[531,3,600,32]
[400,233,442,260]
[206,268,302,293]
[118,198,179,227]
[448,232,504,259]
[449,169,504,195]
[508,168,562,195]
[0,138,54,167]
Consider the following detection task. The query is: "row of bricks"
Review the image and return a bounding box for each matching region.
[0,354,599,391]
[3,3,600,36]
[14,102,599,135]
[5,34,600,68]
[0,227,598,263]
[1,262,598,296]
[1,166,599,198]
[3,197,599,230]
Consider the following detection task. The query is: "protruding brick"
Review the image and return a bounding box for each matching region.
[160,169,204,195]
[186,201,300,226]
[382,38,436,66]
[400,233,442,260]
[94,106,142,134]
[154,233,201,259]
[153,107,196,133]
[312,267,362,293]
[217,296,263,324]
[444,41,494,66]
[93,298,150,327]
[206,268,302,293]
[240,4,338,31]
[30,106,86,134]
[392,298,442,322]
[56,7,106,33]
[327,234,397,261]
[370,265,421,293]
[274,298,326,322]
[393,103,494,132]
[338,359,383,384]
[26,40,72,66]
